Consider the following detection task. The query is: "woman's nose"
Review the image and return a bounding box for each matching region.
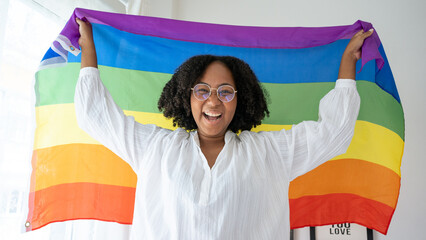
[206,90,221,105]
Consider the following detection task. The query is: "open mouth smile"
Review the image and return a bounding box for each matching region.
[203,111,223,121]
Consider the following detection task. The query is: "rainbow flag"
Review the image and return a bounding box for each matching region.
[28,8,404,235]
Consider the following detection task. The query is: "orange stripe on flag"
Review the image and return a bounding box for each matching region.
[27,182,135,231]
[289,193,394,235]
[289,159,400,208]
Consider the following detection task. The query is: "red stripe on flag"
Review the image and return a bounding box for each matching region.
[27,182,135,231]
[289,193,395,235]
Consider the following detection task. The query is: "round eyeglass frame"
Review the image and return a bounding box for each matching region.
[191,83,237,103]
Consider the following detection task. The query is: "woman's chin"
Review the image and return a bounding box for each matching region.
[198,126,227,139]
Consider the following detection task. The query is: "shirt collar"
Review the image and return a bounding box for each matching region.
[191,130,235,147]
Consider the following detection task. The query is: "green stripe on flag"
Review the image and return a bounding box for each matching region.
[35,63,404,140]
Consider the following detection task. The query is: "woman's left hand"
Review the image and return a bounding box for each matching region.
[343,29,374,61]
[338,28,374,79]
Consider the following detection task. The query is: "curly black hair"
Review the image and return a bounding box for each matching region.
[158,55,269,133]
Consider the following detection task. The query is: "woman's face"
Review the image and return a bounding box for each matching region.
[190,61,237,138]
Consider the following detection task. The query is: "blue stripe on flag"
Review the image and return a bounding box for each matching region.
[375,45,400,102]
[67,23,378,86]
[42,47,61,61]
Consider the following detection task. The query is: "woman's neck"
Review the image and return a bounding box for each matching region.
[197,131,226,168]
[197,131,226,148]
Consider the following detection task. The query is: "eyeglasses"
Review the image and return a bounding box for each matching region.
[191,83,237,103]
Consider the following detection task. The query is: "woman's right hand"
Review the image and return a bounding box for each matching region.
[76,17,95,50]
[76,17,98,68]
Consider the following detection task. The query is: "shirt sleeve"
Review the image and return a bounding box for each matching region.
[271,79,360,181]
[74,67,161,171]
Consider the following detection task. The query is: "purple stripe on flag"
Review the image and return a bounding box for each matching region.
[61,8,383,70]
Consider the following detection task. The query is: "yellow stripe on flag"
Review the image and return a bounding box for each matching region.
[330,120,403,176]
[34,104,403,176]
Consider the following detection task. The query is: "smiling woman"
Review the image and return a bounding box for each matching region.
[158,56,269,168]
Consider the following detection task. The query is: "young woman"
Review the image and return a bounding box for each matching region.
[75,18,372,240]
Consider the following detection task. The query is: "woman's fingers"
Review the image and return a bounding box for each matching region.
[354,29,365,37]
[353,28,373,40]
[76,17,85,27]
[362,29,374,39]
[355,29,374,51]
[76,17,91,29]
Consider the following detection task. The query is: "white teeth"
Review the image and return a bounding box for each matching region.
[204,112,222,117]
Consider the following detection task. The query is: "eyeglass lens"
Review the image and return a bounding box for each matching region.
[193,84,236,102]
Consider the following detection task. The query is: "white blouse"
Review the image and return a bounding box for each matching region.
[74,67,360,240]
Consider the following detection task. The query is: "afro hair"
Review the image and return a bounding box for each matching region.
[158,55,269,133]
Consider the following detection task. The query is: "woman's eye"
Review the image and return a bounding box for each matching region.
[219,90,232,95]
[197,89,209,93]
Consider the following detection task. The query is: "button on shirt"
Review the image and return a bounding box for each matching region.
[74,67,360,240]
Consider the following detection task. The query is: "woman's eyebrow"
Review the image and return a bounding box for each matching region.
[198,82,234,87]
[198,81,210,86]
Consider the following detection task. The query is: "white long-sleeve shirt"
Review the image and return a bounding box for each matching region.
[74,67,360,240]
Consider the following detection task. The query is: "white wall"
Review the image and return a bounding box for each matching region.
[167,0,425,239]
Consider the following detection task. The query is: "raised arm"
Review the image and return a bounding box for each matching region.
[74,18,160,171]
[272,29,373,181]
